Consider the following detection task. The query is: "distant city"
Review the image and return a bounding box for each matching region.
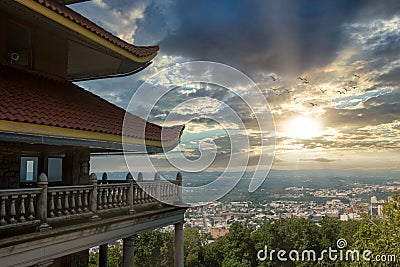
[102,170,400,239]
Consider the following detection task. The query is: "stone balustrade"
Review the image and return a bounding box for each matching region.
[0,187,42,228]
[0,172,182,232]
[47,185,92,222]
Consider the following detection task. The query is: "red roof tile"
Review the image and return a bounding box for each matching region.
[33,0,159,58]
[0,66,184,143]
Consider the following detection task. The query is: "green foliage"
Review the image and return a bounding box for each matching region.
[351,194,400,266]
[184,227,207,267]
[134,231,173,267]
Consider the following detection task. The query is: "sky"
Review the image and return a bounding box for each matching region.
[71,0,400,176]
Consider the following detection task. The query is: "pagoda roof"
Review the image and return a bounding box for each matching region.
[0,66,184,152]
[25,0,159,60]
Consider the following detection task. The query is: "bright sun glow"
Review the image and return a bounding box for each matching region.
[284,115,322,139]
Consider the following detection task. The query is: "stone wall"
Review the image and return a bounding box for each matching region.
[0,142,21,188]
[0,142,91,188]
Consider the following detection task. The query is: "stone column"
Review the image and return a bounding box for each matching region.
[99,243,108,267]
[126,173,135,213]
[174,222,184,267]
[123,235,136,267]
[37,173,50,230]
[89,173,100,220]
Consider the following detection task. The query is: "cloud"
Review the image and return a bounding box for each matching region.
[157,0,399,75]
[300,157,337,163]
[71,0,400,172]
[72,0,151,44]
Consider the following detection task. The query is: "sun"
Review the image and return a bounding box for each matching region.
[284,115,322,139]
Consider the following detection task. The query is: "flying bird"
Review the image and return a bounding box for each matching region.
[270,75,278,82]
[337,90,345,94]
[319,88,327,93]
[297,76,309,83]
[353,74,361,78]
[309,102,318,107]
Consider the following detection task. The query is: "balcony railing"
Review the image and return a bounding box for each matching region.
[0,172,182,231]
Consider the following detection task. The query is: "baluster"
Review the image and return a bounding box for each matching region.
[49,192,55,217]
[10,195,17,223]
[169,184,173,200]
[167,184,171,201]
[103,188,108,209]
[83,189,89,212]
[146,185,151,202]
[141,186,146,203]
[162,183,166,201]
[151,185,155,202]
[144,187,148,203]
[70,191,76,214]
[122,187,127,206]
[135,185,143,204]
[144,186,149,203]
[113,187,118,207]
[64,192,70,215]
[147,185,152,203]
[137,173,144,204]
[77,191,83,213]
[97,188,103,210]
[19,194,27,222]
[28,194,35,221]
[1,196,7,225]
[116,187,120,207]
[108,187,113,208]
[162,184,166,201]
[137,187,142,204]
[133,184,138,205]
[56,192,63,217]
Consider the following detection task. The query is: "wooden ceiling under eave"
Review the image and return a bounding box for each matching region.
[1,0,158,81]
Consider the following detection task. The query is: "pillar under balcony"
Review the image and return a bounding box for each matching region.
[174,222,184,267]
[123,235,136,267]
[99,243,108,267]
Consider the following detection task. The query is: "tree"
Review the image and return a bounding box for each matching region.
[221,222,255,267]
[351,194,400,266]
[184,227,207,267]
[134,231,173,267]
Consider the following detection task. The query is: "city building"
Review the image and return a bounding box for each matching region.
[370,196,385,218]
[0,0,186,266]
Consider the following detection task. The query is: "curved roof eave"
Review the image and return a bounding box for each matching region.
[14,0,159,63]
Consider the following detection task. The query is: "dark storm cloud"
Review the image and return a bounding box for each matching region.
[377,67,400,84]
[156,0,399,75]
[324,90,400,129]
